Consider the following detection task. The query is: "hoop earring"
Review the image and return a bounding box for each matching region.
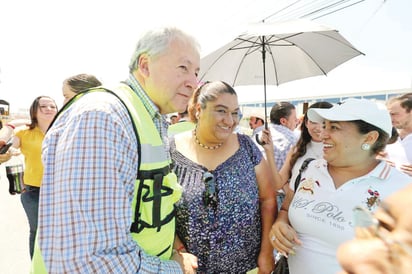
[361,143,370,151]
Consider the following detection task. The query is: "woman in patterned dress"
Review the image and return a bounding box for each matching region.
[170,81,277,273]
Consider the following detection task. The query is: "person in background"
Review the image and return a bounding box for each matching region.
[249,109,266,136]
[168,108,195,137]
[263,102,298,209]
[268,98,411,274]
[0,123,20,167]
[387,93,412,141]
[385,93,412,175]
[262,101,333,191]
[293,113,304,139]
[170,81,276,273]
[377,126,411,174]
[62,73,102,104]
[0,152,12,163]
[0,96,58,259]
[34,27,200,273]
[0,139,13,164]
[170,114,179,124]
[0,121,12,163]
[337,183,412,274]
[177,109,190,123]
[266,101,299,169]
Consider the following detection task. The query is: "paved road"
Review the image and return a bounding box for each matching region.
[0,164,31,274]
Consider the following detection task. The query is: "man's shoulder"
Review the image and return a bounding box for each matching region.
[270,124,292,136]
[271,123,287,131]
[401,132,412,143]
[54,90,130,129]
[168,121,195,136]
[72,89,127,112]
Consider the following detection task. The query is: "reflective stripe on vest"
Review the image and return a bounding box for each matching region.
[114,84,182,259]
[31,84,181,273]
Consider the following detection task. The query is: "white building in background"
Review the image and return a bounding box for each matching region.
[238,87,412,135]
[240,88,412,116]
[236,64,412,115]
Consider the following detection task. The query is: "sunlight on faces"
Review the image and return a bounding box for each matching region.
[388,101,412,130]
[37,97,58,122]
[249,116,259,130]
[321,120,371,166]
[143,39,200,115]
[306,119,323,142]
[199,93,240,142]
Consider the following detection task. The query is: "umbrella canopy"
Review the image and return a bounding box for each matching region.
[200,19,364,87]
[199,19,363,140]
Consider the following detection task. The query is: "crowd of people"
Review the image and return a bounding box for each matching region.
[0,26,411,274]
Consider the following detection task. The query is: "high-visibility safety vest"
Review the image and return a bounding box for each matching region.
[31,84,182,273]
[168,121,196,137]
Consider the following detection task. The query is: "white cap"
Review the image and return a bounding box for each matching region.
[248,109,265,121]
[307,98,392,136]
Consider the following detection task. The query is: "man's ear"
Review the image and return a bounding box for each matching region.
[138,53,150,77]
[280,117,287,126]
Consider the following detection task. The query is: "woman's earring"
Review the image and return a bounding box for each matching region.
[361,143,370,151]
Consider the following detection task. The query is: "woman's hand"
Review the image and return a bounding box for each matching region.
[269,219,301,257]
[0,140,13,163]
[171,250,198,274]
[0,151,12,164]
[338,184,412,274]
[337,238,393,274]
[260,129,274,153]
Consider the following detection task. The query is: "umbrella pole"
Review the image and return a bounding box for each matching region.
[262,36,268,130]
[256,36,268,146]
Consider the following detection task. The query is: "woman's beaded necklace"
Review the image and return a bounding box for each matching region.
[193,129,223,150]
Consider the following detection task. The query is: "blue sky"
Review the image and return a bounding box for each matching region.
[0,0,411,110]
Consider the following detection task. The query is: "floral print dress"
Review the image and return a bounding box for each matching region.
[170,134,263,273]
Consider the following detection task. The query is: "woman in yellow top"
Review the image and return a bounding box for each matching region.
[0,96,57,258]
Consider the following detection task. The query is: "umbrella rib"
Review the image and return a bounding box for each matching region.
[201,37,264,82]
[231,37,263,51]
[294,32,363,74]
[200,39,246,81]
[316,31,365,54]
[266,31,364,76]
[265,32,304,46]
[232,40,262,85]
[264,42,280,86]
